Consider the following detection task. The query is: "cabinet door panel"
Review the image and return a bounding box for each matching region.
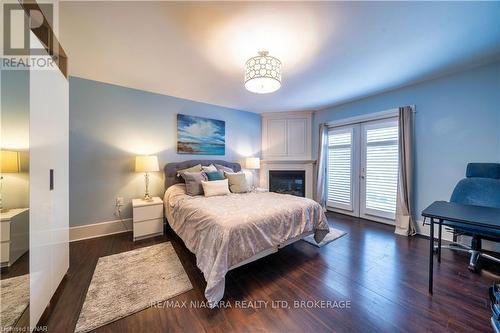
[267,119,287,156]
[287,119,307,156]
[29,31,69,328]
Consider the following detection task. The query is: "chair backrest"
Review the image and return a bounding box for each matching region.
[450,163,500,209]
[466,163,500,179]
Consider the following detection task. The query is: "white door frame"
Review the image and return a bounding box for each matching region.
[326,112,399,225]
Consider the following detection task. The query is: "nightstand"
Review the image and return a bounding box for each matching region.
[1,208,29,268]
[132,197,164,241]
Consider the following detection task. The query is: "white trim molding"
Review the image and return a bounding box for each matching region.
[327,108,398,128]
[416,219,500,252]
[326,105,416,128]
[69,218,133,242]
[415,219,454,241]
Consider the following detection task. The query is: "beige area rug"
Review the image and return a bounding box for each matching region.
[74,242,193,333]
[0,274,29,330]
[303,227,347,247]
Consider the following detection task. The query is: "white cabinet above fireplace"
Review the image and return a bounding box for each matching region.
[262,111,312,161]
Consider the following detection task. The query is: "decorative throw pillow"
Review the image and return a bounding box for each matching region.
[201,164,217,173]
[180,171,207,196]
[176,164,202,179]
[224,172,250,193]
[205,170,225,181]
[214,164,234,173]
[201,179,230,197]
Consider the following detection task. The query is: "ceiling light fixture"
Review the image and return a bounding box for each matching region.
[244,50,282,94]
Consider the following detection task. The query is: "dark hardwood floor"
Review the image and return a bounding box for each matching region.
[1,251,29,280]
[46,212,499,332]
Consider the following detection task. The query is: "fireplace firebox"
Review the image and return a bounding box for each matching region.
[269,170,306,197]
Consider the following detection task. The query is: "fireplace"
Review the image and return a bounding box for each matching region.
[269,170,306,197]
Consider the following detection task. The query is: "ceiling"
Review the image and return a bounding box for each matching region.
[59,1,500,113]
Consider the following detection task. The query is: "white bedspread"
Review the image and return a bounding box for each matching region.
[164,184,329,307]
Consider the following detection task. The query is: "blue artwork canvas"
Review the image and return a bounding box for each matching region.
[177,114,225,155]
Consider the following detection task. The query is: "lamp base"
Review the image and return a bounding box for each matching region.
[143,173,153,201]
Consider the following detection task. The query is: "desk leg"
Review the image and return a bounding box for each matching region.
[438,219,442,263]
[429,218,434,294]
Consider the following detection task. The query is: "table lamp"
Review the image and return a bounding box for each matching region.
[245,157,260,170]
[135,155,159,201]
[1,150,20,212]
[245,157,260,189]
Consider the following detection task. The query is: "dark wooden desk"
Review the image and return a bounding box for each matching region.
[422,201,500,293]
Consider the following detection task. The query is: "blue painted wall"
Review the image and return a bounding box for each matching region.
[313,61,500,232]
[69,77,261,226]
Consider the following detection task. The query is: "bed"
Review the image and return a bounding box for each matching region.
[163,160,329,307]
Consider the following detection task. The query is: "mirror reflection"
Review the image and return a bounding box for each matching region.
[1,68,30,330]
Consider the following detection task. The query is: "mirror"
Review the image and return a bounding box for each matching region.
[0,66,30,329]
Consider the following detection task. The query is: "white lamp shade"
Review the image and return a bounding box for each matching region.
[245,77,281,94]
[245,157,260,169]
[135,155,159,172]
[1,150,20,173]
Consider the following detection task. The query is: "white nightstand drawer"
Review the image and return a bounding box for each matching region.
[133,204,163,223]
[1,242,9,263]
[0,222,10,242]
[133,218,163,240]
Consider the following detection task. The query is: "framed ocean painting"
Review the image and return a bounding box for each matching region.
[177,114,225,155]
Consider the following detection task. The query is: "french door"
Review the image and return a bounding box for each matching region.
[327,118,399,224]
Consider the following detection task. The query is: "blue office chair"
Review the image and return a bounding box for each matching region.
[442,163,500,271]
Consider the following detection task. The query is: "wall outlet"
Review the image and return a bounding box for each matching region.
[115,197,124,207]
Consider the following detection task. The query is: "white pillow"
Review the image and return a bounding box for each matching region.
[202,164,218,173]
[201,179,230,197]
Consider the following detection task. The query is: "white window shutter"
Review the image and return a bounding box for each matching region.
[327,129,353,210]
[364,126,399,216]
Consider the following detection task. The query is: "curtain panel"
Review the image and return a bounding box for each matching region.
[395,106,416,236]
[315,123,328,210]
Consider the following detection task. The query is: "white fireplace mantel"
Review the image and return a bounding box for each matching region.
[260,160,316,199]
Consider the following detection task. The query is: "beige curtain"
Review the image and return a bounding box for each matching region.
[395,106,416,236]
[315,124,328,210]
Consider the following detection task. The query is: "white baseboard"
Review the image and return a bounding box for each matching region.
[70,218,133,242]
[72,215,500,253]
[416,219,500,253]
[415,219,454,242]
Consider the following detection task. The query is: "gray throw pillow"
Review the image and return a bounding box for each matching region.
[214,164,234,173]
[180,171,207,196]
[201,164,218,173]
[224,172,249,193]
[176,164,202,179]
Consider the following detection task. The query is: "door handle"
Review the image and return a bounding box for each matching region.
[50,169,54,190]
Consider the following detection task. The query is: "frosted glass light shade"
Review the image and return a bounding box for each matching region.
[245,157,260,169]
[1,150,20,173]
[244,51,281,94]
[135,155,159,172]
